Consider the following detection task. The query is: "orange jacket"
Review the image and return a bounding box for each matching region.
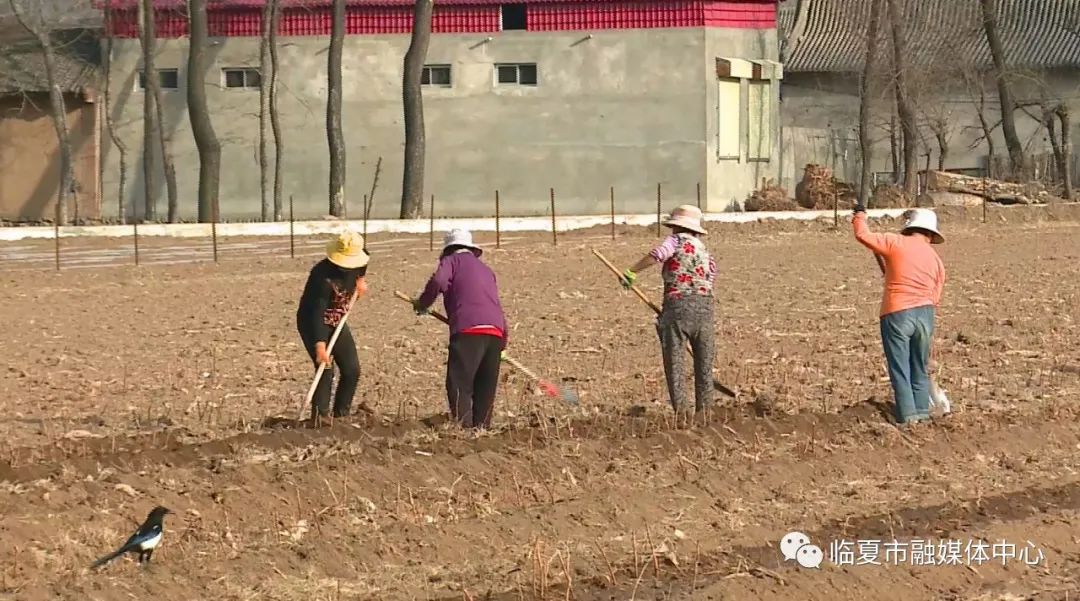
[853,212,945,317]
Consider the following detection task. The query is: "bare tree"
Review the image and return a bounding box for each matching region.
[884,0,917,194]
[258,0,273,222]
[327,0,346,217]
[858,0,885,204]
[268,0,284,220]
[187,0,221,223]
[1057,104,1073,199]
[9,0,76,225]
[961,68,997,177]
[400,0,433,219]
[102,1,129,223]
[138,0,178,222]
[980,0,1025,173]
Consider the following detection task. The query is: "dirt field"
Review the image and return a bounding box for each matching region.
[1,205,1079,600]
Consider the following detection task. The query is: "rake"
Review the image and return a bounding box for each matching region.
[591,249,738,398]
[872,253,951,414]
[393,291,580,406]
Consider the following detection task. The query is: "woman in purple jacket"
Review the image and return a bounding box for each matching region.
[412,229,509,429]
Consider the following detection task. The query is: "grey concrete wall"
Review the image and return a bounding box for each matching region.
[780,69,1080,190]
[102,28,743,221]
[703,28,780,212]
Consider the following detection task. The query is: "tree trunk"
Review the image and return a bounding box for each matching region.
[103,5,129,224]
[138,0,158,221]
[187,0,222,223]
[935,127,948,170]
[326,0,346,217]
[1043,106,1064,183]
[858,0,884,204]
[400,0,434,219]
[889,113,900,182]
[973,79,996,177]
[1058,104,1073,200]
[269,0,284,221]
[258,0,273,221]
[980,0,1025,175]
[140,0,178,222]
[9,0,75,225]
[885,0,917,194]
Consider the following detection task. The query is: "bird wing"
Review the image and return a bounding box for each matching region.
[91,524,162,568]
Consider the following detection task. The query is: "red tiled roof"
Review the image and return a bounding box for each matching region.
[98,0,774,7]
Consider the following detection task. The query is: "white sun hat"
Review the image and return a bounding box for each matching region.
[901,208,944,244]
[662,204,708,235]
[442,229,483,255]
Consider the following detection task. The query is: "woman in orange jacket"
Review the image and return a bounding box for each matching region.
[853,206,945,425]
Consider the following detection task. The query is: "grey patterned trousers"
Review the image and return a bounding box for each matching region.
[655,294,716,414]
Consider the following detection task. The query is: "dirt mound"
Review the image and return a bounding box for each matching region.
[794,164,857,210]
[744,181,798,212]
[869,183,913,208]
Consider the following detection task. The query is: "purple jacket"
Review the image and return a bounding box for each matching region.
[417,251,509,348]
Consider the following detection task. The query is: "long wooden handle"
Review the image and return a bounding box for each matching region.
[394,290,450,325]
[299,287,359,418]
[591,249,663,314]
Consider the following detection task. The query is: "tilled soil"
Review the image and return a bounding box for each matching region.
[0,205,1078,600]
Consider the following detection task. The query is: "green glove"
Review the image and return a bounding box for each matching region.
[620,269,637,289]
[500,350,508,362]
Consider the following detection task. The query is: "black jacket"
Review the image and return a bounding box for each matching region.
[296,259,359,343]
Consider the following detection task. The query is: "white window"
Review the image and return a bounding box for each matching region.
[222,68,261,89]
[748,80,772,161]
[716,77,740,160]
[495,63,537,86]
[422,65,452,87]
[137,68,179,91]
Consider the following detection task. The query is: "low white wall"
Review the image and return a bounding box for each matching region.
[0,209,909,241]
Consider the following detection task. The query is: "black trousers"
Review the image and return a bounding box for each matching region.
[298,324,360,419]
[446,334,502,429]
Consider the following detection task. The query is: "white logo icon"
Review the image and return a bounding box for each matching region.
[780,531,811,561]
[797,544,824,569]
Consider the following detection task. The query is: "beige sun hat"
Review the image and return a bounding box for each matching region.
[442,229,483,255]
[325,230,370,269]
[900,208,944,244]
[662,204,708,235]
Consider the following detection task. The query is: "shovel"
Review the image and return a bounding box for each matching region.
[592,249,738,398]
[393,291,580,406]
[873,254,951,415]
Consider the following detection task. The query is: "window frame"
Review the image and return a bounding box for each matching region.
[500,3,527,30]
[221,67,262,90]
[136,68,180,91]
[494,62,538,87]
[421,64,453,88]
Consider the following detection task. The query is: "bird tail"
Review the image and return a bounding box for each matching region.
[90,548,124,569]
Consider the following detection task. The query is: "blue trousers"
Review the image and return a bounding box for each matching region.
[880,305,935,423]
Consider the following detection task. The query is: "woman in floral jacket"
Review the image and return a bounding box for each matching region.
[621,205,717,419]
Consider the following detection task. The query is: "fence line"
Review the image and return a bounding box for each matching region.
[0,208,914,243]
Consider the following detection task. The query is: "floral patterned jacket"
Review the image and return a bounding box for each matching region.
[649,233,716,300]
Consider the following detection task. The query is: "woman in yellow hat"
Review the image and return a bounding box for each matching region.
[295,231,370,422]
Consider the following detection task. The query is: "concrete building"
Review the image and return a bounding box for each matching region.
[98,0,782,221]
[777,0,1080,192]
[0,23,102,222]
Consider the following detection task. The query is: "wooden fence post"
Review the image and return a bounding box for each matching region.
[609,186,615,240]
[549,187,557,247]
[656,183,662,236]
[288,194,295,259]
[495,190,501,249]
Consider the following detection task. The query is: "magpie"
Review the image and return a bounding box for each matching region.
[91,506,171,569]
